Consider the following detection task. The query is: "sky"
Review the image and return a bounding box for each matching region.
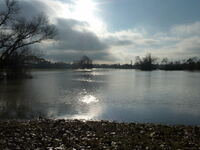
[2,0,200,63]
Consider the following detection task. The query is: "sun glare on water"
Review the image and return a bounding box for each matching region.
[80,95,99,104]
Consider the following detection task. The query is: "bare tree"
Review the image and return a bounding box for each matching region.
[73,56,93,69]
[0,0,56,78]
[134,53,157,71]
[0,0,19,26]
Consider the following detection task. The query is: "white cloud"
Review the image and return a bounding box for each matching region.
[12,0,200,63]
[171,21,200,36]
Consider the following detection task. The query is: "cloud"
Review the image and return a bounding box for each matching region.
[54,18,108,51]
[176,36,200,54]
[45,49,116,63]
[151,22,200,58]
[18,0,48,18]
[11,0,112,62]
[15,0,141,63]
[102,29,159,48]
[2,0,200,63]
[171,21,200,36]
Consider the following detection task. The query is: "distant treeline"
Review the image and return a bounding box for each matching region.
[28,56,93,69]
[27,54,200,71]
[134,54,200,71]
[158,58,200,71]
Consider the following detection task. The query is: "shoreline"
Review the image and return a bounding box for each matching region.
[0,119,200,150]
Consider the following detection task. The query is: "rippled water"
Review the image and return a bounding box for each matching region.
[0,69,200,125]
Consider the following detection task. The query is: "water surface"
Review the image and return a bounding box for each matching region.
[0,69,200,125]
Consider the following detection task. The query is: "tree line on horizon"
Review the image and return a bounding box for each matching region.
[19,54,200,71]
[134,54,200,71]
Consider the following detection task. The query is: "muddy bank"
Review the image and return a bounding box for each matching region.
[0,119,200,150]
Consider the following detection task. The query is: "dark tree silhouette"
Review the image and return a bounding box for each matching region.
[161,58,169,65]
[159,57,200,70]
[0,0,56,78]
[135,53,157,71]
[73,56,93,69]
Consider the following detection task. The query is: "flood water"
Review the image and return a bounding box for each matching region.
[0,69,200,125]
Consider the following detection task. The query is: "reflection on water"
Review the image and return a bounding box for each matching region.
[0,69,200,125]
[59,102,102,120]
[80,95,99,104]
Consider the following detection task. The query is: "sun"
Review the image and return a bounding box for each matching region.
[71,0,105,34]
[73,0,97,20]
[75,0,97,13]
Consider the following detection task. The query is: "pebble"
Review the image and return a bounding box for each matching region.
[0,119,199,149]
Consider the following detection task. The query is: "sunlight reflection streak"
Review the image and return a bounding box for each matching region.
[80,95,99,104]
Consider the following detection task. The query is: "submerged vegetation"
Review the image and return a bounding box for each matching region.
[0,119,200,150]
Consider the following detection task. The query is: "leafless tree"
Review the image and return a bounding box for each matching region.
[0,0,19,26]
[0,0,56,78]
[135,53,157,70]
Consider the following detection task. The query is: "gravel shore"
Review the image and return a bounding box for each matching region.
[0,119,200,150]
